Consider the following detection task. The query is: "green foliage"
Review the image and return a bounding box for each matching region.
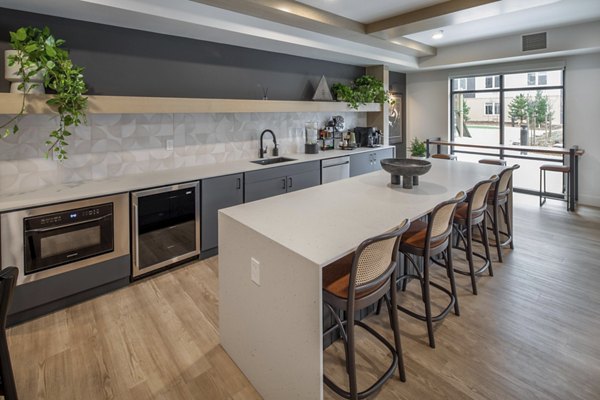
[461,99,470,123]
[1,26,88,161]
[409,138,427,157]
[453,98,470,125]
[508,91,552,127]
[331,75,394,110]
[508,94,529,125]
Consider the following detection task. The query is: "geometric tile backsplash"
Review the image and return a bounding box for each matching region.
[0,112,365,194]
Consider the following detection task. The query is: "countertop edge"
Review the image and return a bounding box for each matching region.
[0,146,394,213]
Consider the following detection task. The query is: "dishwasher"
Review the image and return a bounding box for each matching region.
[322,156,350,184]
[131,181,200,278]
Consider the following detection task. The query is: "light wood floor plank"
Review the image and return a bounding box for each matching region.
[7,194,600,399]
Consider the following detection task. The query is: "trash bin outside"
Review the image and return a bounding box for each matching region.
[520,125,529,154]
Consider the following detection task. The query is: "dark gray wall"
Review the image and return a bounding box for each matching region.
[0,8,364,99]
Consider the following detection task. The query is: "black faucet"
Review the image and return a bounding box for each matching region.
[259,129,279,158]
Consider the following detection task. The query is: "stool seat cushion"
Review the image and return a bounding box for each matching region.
[322,253,386,299]
[540,164,570,173]
[400,220,445,250]
[479,159,507,166]
[454,202,485,224]
[454,202,469,221]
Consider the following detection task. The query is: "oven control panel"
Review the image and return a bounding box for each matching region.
[25,203,113,230]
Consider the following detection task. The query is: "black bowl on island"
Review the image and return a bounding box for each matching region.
[380,158,432,189]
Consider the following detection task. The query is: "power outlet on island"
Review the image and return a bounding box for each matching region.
[166,139,174,151]
[250,257,261,286]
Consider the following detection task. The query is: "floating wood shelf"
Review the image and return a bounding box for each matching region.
[0,93,381,115]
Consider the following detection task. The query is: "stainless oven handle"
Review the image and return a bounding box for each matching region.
[133,203,139,272]
[25,214,112,233]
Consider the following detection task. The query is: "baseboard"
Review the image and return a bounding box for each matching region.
[578,194,600,208]
[7,277,130,327]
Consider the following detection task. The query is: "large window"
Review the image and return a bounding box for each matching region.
[450,69,564,194]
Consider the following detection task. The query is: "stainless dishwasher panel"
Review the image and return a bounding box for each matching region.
[321,156,350,184]
[131,181,200,278]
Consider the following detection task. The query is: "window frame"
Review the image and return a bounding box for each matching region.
[449,68,566,196]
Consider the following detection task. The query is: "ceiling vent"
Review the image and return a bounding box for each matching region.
[522,32,547,52]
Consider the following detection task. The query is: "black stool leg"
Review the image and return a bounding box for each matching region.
[445,244,460,316]
[481,218,493,277]
[388,282,406,382]
[491,205,503,263]
[540,168,544,206]
[401,254,408,292]
[422,259,435,348]
[502,203,514,250]
[466,224,478,295]
[346,319,358,400]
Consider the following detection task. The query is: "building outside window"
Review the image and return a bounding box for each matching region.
[484,102,501,115]
[485,76,500,89]
[450,69,564,194]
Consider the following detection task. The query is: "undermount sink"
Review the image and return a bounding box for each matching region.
[251,157,297,165]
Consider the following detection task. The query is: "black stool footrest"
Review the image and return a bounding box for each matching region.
[396,279,456,323]
[323,320,399,400]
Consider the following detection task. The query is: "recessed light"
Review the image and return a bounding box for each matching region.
[432,30,444,40]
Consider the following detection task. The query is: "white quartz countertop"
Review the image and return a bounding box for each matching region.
[220,159,505,267]
[0,146,392,213]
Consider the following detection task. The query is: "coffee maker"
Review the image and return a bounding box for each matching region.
[353,127,382,147]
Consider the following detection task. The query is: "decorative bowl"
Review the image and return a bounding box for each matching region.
[380,158,432,188]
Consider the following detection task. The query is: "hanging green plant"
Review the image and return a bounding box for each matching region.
[1,26,88,161]
[331,75,394,110]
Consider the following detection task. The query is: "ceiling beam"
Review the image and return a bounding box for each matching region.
[191,0,436,56]
[366,0,501,36]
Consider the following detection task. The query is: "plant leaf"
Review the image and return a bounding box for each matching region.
[15,27,27,41]
[24,43,38,52]
[45,46,56,57]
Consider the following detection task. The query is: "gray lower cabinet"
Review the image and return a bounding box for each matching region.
[245,161,320,202]
[201,173,244,251]
[349,147,395,177]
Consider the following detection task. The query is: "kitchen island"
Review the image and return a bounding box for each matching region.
[218,159,507,400]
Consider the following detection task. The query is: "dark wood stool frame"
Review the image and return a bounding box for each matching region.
[0,267,19,400]
[485,165,519,263]
[452,176,499,295]
[395,192,466,349]
[323,220,410,400]
[539,164,570,207]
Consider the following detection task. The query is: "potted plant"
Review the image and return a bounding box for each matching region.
[331,75,394,110]
[409,138,427,159]
[1,26,88,161]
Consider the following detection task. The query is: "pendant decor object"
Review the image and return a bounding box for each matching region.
[4,50,45,94]
[312,75,333,101]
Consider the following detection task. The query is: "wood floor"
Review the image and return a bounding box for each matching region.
[7,195,600,400]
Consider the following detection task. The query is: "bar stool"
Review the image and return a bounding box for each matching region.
[431,154,457,160]
[485,164,520,263]
[539,164,571,207]
[0,267,19,400]
[395,192,466,349]
[322,220,410,399]
[478,159,506,166]
[452,176,498,295]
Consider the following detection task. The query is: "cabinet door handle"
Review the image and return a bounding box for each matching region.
[282,178,287,189]
[236,177,241,189]
[288,177,293,188]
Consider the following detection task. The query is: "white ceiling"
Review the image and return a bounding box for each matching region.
[295,0,447,24]
[1,0,600,72]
